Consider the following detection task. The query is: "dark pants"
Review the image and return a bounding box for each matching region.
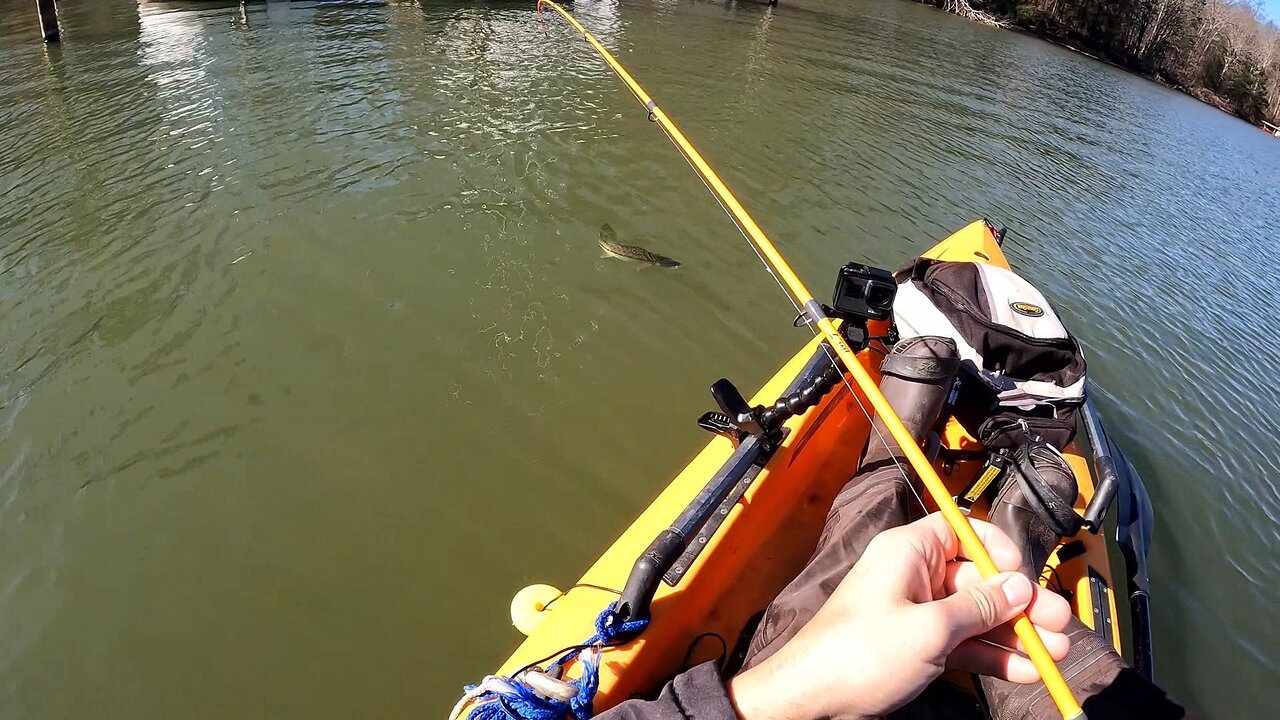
[738,465,1193,720]
[742,463,922,670]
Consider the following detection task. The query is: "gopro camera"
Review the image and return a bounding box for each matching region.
[831,262,896,323]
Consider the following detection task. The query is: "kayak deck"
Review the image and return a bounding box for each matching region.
[491,221,1124,711]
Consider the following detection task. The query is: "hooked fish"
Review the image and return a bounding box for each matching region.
[598,224,681,268]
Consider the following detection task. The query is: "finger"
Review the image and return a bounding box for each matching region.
[931,571,1034,644]
[944,560,986,595]
[944,564,1073,633]
[957,518,1023,571]
[856,530,939,600]
[947,638,1044,684]
[975,623,1071,660]
[900,514,1022,571]
[1022,585,1073,633]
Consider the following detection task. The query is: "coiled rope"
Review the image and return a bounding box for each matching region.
[450,605,649,720]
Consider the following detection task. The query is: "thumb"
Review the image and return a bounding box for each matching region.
[935,572,1034,644]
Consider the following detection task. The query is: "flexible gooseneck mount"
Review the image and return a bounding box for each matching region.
[697,357,845,455]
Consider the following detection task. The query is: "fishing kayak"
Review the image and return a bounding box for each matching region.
[476,220,1155,716]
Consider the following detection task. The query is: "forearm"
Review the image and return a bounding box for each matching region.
[596,660,845,720]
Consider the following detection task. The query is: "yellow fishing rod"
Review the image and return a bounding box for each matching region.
[534,2,1084,718]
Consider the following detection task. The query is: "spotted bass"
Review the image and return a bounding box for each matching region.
[598,224,681,268]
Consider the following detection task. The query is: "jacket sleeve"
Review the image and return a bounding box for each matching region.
[597,662,738,720]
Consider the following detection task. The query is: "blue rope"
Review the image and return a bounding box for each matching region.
[465,604,650,720]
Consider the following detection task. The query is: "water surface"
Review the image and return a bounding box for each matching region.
[1,1,1277,717]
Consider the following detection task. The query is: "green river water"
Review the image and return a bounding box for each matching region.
[2,1,1277,717]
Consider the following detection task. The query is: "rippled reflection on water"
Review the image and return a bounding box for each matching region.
[1,0,1277,717]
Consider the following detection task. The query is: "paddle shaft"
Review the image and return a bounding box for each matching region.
[534,3,1083,718]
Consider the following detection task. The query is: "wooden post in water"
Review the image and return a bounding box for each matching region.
[36,0,60,42]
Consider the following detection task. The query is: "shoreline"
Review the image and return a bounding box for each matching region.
[1010,26,1247,122]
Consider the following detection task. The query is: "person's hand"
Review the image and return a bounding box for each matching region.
[727,513,1073,720]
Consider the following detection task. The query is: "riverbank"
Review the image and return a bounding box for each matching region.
[915,0,1280,131]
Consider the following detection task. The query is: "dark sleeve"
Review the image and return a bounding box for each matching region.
[1078,667,1200,720]
[597,662,738,720]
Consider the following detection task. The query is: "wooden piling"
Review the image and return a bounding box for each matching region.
[36,0,60,42]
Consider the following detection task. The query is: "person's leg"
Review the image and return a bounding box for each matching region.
[979,447,1193,720]
[741,463,922,670]
[981,618,1189,720]
[741,336,960,670]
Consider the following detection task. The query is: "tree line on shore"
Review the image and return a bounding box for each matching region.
[926,0,1280,127]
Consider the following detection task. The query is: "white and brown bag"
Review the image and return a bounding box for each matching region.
[892,258,1086,450]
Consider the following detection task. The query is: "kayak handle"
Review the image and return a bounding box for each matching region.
[1079,397,1119,532]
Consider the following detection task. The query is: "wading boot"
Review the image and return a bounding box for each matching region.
[986,442,1082,579]
[978,443,1131,720]
[860,335,962,473]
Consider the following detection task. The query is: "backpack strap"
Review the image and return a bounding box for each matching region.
[1013,443,1084,537]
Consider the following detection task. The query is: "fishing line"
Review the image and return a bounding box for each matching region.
[606,50,927,515]
[533,3,1082,717]
[813,340,931,514]
[679,147,932,515]
[680,156,929,513]
[624,45,927,515]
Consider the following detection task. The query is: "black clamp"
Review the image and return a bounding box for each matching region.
[791,304,898,353]
[698,379,780,458]
[697,356,844,459]
[644,100,657,122]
